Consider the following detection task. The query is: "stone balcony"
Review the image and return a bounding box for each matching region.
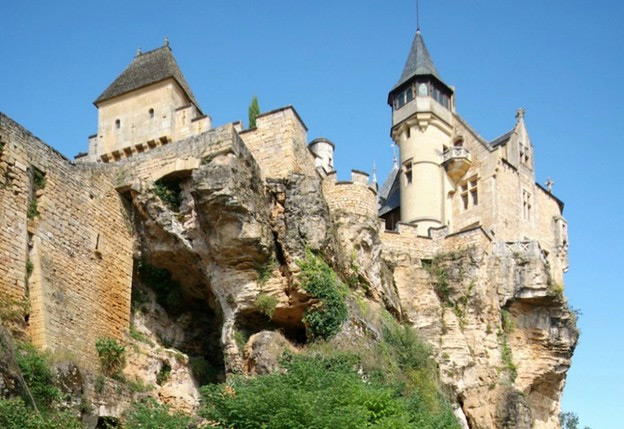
[442,146,471,182]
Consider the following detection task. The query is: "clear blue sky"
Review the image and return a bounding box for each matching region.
[1,1,622,427]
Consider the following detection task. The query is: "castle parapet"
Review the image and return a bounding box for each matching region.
[239,106,317,179]
[322,170,377,219]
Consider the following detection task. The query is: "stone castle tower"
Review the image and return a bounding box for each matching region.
[81,40,211,163]
[387,29,456,234]
[379,28,568,284]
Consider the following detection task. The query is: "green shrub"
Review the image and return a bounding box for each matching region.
[255,293,278,317]
[501,309,514,334]
[125,398,191,429]
[156,361,172,385]
[256,256,277,284]
[27,199,39,219]
[297,250,348,340]
[248,96,260,129]
[95,337,126,376]
[33,169,46,190]
[15,342,61,407]
[129,325,154,346]
[0,398,81,429]
[200,352,458,429]
[153,179,182,211]
[500,333,517,382]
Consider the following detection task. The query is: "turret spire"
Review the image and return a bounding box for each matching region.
[394,30,440,90]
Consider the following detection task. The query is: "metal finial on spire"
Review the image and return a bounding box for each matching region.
[164,36,170,47]
[372,161,378,185]
[136,47,142,57]
[516,107,526,120]
[416,0,421,32]
[391,143,399,168]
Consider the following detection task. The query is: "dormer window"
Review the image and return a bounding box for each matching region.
[149,108,155,119]
[115,119,121,129]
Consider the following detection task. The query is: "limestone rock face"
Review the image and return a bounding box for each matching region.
[244,331,297,375]
[383,243,578,428]
[115,146,577,428]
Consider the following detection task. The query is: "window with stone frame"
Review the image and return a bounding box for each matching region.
[460,177,478,210]
[519,140,531,165]
[522,189,533,221]
[403,160,413,185]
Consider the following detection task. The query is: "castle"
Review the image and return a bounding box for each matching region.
[0,27,569,391]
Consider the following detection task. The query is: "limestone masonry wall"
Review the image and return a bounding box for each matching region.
[239,106,317,179]
[0,113,133,368]
[322,171,378,219]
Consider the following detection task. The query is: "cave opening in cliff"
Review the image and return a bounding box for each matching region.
[234,308,308,345]
[131,259,226,385]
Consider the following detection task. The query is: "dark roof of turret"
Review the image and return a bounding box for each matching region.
[392,30,441,91]
[378,164,401,216]
[94,45,201,113]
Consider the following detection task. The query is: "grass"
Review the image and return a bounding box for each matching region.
[254,293,278,318]
[256,256,277,285]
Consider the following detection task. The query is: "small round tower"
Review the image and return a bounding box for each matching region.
[308,137,335,173]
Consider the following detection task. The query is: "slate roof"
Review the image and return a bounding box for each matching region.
[392,30,441,91]
[489,130,513,148]
[94,46,202,113]
[378,165,401,216]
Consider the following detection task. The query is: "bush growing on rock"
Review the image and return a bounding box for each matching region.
[95,337,126,377]
[297,250,348,340]
[200,351,459,429]
[124,398,191,429]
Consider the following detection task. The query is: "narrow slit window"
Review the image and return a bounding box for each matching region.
[403,161,413,184]
[149,108,155,119]
[115,119,121,129]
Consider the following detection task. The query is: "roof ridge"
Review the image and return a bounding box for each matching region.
[94,44,202,114]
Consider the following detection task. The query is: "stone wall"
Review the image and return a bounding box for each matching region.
[0,113,134,367]
[239,106,317,179]
[112,123,247,189]
[322,171,378,219]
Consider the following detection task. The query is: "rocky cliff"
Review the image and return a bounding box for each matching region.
[0,115,577,428]
[106,145,576,428]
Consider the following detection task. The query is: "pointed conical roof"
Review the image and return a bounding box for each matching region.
[392,30,441,91]
[94,45,202,113]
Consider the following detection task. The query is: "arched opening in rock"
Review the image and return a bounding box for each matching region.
[96,416,120,428]
[130,259,226,385]
[235,308,307,346]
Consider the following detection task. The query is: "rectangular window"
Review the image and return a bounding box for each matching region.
[460,177,478,210]
[519,142,530,165]
[522,190,532,221]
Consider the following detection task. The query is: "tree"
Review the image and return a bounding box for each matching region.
[248,96,260,129]
[560,411,591,429]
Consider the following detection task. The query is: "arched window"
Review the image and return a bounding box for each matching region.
[115,119,121,129]
[149,108,154,119]
[418,83,428,96]
[454,137,464,147]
